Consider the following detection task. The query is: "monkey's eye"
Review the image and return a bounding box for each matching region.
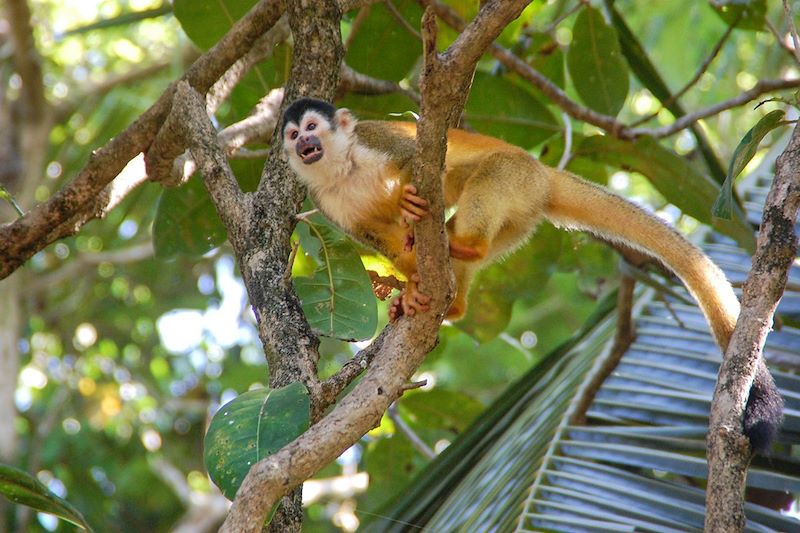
[289,130,298,140]
[307,122,317,131]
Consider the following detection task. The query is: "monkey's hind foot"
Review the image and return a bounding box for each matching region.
[388,274,431,322]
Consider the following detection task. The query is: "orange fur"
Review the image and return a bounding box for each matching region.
[284,108,737,336]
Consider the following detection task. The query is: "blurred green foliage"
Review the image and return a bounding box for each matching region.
[5,0,792,531]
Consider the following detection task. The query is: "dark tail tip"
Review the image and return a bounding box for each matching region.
[743,362,784,454]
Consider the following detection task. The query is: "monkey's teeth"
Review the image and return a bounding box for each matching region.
[301,146,323,164]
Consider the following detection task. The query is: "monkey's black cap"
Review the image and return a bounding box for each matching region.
[282,98,337,132]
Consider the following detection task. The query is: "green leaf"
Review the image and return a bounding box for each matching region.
[344,1,423,81]
[524,33,565,89]
[457,223,562,342]
[294,214,378,341]
[465,72,560,149]
[0,464,93,532]
[152,159,262,258]
[713,109,786,219]
[173,0,258,50]
[226,45,290,121]
[152,177,228,258]
[575,135,755,250]
[567,6,629,117]
[398,389,484,433]
[204,383,310,500]
[362,436,417,511]
[711,0,767,31]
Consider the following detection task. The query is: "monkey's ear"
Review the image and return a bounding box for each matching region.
[334,108,355,132]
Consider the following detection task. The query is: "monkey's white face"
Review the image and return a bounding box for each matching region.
[283,108,357,186]
[282,110,332,166]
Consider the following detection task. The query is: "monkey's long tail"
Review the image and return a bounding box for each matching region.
[545,170,783,453]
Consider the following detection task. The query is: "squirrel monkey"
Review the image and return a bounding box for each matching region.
[281,97,783,452]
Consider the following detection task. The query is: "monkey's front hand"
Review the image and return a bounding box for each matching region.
[400,184,429,223]
[388,274,431,321]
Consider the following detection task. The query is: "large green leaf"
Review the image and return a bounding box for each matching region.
[575,135,756,250]
[465,72,560,149]
[152,176,228,258]
[362,436,417,512]
[567,6,629,117]
[173,0,258,50]
[0,464,94,532]
[204,383,310,500]
[344,0,423,81]
[713,110,787,219]
[152,159,263,258]
[294,215,378,341]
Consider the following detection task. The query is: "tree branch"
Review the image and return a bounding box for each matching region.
[167,81,246,238]
[570,272,636,425]
[339,63,420,102]
[633,78,800,138]
[218,2,529,531]
[705,121,800,531]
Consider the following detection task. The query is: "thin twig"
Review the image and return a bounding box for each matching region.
[765,17,799,62]
[385,0,422,40]
[784,0,800,64]
[630,15,739,127]
[633,78,800,139]
[400,380,427,392]
[539,0,584,36]
[570,272,636,425]
[556,111,572,170]
[388,403,436,459]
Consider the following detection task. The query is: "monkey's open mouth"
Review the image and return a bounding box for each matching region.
[297,138,324,164]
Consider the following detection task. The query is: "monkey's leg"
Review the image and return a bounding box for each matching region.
[448,153,546,262]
